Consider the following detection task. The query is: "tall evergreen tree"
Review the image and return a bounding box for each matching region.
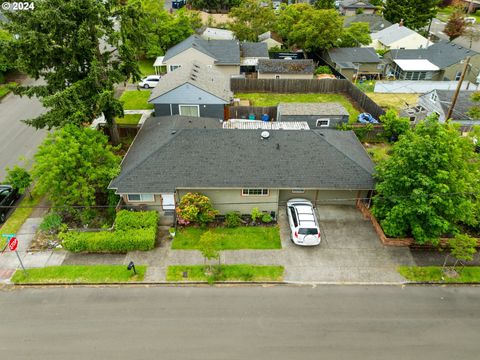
[383,0,440,30]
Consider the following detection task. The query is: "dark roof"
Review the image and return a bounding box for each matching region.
[341,0,377,9]
[278,102,349,116]
[434,90,477,120]
[327,47,380,65]
[257,59,314,74]
[109,128,375,193]
[163,35,241,65]
[388,41,479,69]
[343,14,392,32]
[240,42,269,58]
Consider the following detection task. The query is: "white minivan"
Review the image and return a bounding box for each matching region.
[286,199,321,246]
[138,75,161,89]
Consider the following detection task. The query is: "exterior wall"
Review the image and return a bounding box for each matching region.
[154,103,225,119]
[278,114,349,128]
[418,91,447,122]
[257,73,313,79]
[176,189,280,216]
[279,190,317,204]
[443,55,480,83]
[279,190,366,206]
[338,68,355,81]
[389,33,429,50]
[336,63,380,81]
[164,48,215,72]
[150,83,229,105]
[215,65,241,77]
[261,38,283,50]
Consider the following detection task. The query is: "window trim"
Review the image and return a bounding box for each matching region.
[179,104,200,117]
[316,119,330,127]
[241,189,269,197]
[127,194,155,202]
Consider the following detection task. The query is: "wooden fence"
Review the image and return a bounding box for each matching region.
[228,106,277,121]
[230,78,386,120]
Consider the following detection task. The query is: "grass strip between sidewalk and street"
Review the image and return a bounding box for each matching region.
[167,265,284,282]
[398,266,480,283]
[0,195,41,236]
[172,227,281,250]
[11,265,146,284]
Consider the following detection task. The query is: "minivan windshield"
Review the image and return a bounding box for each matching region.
[299,228,318,235]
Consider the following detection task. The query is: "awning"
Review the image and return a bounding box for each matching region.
[394,59,439,71]
[153,56,165,67]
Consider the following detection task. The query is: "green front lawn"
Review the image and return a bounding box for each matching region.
[0,195,41,236]
[119,90,154,110]
[115,114,142,125]
[172,227,282,250]
[11,265,146,284]
[235,92,360,122]
[398,266,480,283]
[167,265,284,282]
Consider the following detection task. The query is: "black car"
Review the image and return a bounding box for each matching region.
[0,185,19,223]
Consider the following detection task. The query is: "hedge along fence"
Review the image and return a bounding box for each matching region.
[60,210,158,253]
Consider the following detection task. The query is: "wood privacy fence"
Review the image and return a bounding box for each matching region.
[228,106,277,121]
[230,78,386,120]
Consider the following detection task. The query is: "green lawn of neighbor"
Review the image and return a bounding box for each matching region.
[0,195,41,236]
[172,227,282,250]
[115,114,142,125]
[11,265,146,284]
[167,265,284,282]
[363,142,392,164]
[235,92,360,122]
[120,90,154,110]
[398,266,480,283]
[138,58,156,77]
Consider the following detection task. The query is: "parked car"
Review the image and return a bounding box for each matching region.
[465,17,476,25]
[0,185,19,223]
[172,0,185,9]
[286,199,321,246]
[138,75,161,89]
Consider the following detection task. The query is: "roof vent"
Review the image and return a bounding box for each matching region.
[171,130,177,135]
[261,131,270,140]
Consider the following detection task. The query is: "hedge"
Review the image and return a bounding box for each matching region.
[60,211,158,253]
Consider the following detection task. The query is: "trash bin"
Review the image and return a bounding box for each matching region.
[248,114,255,120]
[261,113,270,122]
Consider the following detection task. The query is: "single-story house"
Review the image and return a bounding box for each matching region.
[277,102,350,128]
[160,34,268,77]
[343,13,392,33]
[199,27,235,40]
[258,31,283,50]
[148,61,233,119]
[340,0,377,16]
[109,122,375,220]
[240,42,270,73]
[323,47,382,81]
[371,23,429,50]
[257,59,314,79]
[384,41,480,83]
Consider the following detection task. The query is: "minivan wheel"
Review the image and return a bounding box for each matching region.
[143,84,150,89]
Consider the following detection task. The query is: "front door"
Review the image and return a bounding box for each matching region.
[161,193,175,210]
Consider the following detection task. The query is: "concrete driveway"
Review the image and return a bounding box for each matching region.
[278,205,415,283]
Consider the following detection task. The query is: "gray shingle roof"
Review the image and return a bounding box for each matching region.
[257,59,314,74]
[278,102,349,116]
[434,90,477,120]
[388,41,479,69]
[148,61,233,103]
[328,47,380,64]
[163,35,241,65]
[371,24,428,46]
[240,42,269,58]
[341,0,377,9]
[109,128,375,193]
[343,14,392,32]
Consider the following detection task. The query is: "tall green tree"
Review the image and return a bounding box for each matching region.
[229,0,277,41]
[0,29,14,81]
[3,0,146,141]
[32,125,121,209]
[372,116,480,245]
[189,0,241,11]
[339,22,372,47]
[313,0,335,9]
[383,0,440,30]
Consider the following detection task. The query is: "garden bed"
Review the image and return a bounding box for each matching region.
[167,265,284,282]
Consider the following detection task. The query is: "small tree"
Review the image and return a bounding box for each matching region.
[198,230,220,275]
[176,193,218,226]
[5,166,32,198]
[380,109,411,142]
[314,66,333,75]
[444,10,467,41]
[443,234,477,273]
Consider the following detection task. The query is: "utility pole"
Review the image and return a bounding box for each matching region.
[446,56,471,122]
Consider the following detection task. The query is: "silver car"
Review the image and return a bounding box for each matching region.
[138,75,161,89]
[286,199,321,246]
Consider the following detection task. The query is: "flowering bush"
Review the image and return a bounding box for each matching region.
[176,193,218,226]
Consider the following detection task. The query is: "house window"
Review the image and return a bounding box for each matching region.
[179,105,200,117]
[169,65,181,72]
[430,92,438,102]
[316,119,330,127]
[242,189,269,196]
[291,189,305,194]
[275,75,280,79]
[455,71,462,81]
[127,194,155,202]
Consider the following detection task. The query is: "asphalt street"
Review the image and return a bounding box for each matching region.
[0,78,47,181]
[0,285,479,360]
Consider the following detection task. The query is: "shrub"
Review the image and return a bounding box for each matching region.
[261,213,273,223]
[176,193,218,226]
[115,210,158,231]
[39,213,64,234]
[5,166,32,195]
[251,207,262,223]
[314,65,333,75]
[380,109,410,142]
[225,211,242,228]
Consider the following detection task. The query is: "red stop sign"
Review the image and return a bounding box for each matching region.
[8,237,18,251]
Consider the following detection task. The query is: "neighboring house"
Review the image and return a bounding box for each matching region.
[240,42,269,72]
[277,103,350,128]
[257,59,314,79]
[340,0,377,16]
[343,14,392,33]
[161,35,268,77]
[148,61,233,119]
[199,27,235,40]
[109,123,375,220]
[370,23,429,50]
[258,31,283,50]
[323,47,382,81]
[384,41,480,83]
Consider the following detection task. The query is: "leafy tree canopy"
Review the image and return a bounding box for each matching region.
[32,125,121,208]
[189,0,242,11]
[383,0,440,30]
[372,116,480,245]
[444,10,468,41]
[5,166,32,195]
[229,0,277,41]
[313,0,335,9]
[339,22,371,47]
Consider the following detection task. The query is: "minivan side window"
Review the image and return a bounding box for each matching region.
[289,207,298,227]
